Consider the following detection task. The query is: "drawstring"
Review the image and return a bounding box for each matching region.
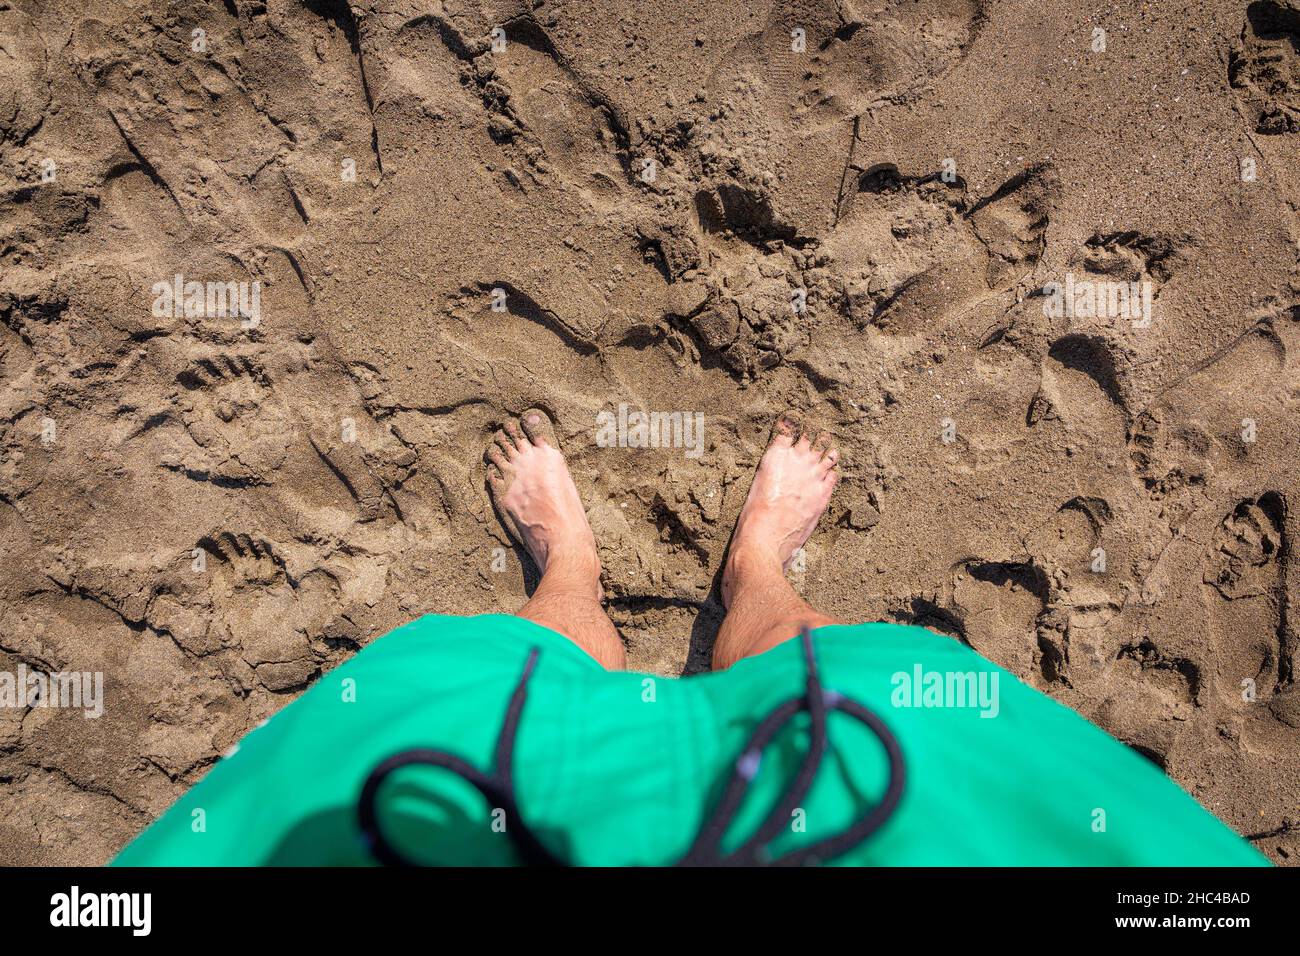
[357,648,563,867]
[357,627,905,866]
[676,627,906,866]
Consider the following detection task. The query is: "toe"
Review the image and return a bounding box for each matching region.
[520,407,559,448]
[811,430,834,458]
[771,410,802,448]
[822,447,841,474]
[486,463,508,493]
[793,422,815,453]
[493,430,518,460]
[503,420,527,450]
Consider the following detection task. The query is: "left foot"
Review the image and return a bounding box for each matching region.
[485,409,602,599]
[722,410,840,607]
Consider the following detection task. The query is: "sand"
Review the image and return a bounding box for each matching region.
[1,0,1298,865]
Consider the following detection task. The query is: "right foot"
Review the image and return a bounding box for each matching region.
[485,409,602,598]
[722,411,840,608]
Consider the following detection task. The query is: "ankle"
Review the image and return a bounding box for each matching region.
[722,540,783,607]
[539,543,602,596]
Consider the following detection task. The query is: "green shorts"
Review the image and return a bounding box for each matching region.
[112,615,1267,866]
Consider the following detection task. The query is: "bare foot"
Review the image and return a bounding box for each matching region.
[722,411,840,608]
[486,409,602,599]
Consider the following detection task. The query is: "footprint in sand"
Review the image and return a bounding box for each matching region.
[1023,496,1129,689]
[430,282,605,413]
[165,338,291,488]
[1128,318,1288,497]
[1081,230,1187,287]
[183,529,349,691]
[826,164,1056,339]
[1230,0,1300,135]
[394,12,630,205]
[1026,495,1112,575]
[1203,493,1288,705]
[99,164,188,248]
[708,0,985,136]
[1032,334,1130,438]
[492,18,630,203]
[0,5,51,145]
[949,558,1051,685]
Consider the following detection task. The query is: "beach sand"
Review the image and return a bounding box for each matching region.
[1,0,1298,863]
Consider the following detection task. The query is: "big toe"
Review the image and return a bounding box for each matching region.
[771,409,803,448]
[520,407,560,448]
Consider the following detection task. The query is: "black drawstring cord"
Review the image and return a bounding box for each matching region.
[676,627,906,866]
[357,627,905,866]
[358,648,563,867]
